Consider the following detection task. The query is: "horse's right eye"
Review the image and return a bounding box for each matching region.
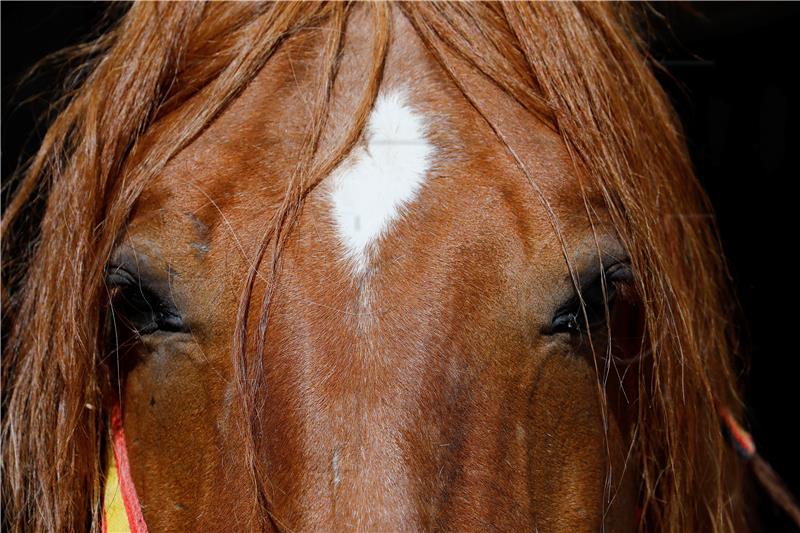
[105,267,186,336]
[549,261,633,336]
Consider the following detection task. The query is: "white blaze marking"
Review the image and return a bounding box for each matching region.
[330,90,434,273]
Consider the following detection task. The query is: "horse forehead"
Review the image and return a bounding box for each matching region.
[132,7,584,303]
[139,6,579,252]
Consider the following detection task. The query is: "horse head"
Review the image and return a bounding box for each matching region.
[2,4,745,532]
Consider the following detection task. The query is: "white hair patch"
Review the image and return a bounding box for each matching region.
[329,90,434,274]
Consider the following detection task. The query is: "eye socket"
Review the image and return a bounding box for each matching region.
[550,262,632,335]
[105,267,185,336]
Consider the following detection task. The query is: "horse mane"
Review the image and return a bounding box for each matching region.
[1,3,745,532]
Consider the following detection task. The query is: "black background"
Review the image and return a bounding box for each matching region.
[3,3,799,531]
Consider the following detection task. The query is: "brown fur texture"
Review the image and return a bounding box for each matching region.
[2,3,745,532]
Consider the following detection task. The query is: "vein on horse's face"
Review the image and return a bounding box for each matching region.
[328,89,434,275]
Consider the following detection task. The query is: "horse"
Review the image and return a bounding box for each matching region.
[2,3,749,531]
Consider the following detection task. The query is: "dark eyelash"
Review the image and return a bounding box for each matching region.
[105,267,185,335]
[549,262,632,335]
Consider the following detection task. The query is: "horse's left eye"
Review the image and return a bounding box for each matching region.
[550,262,632,335]
[105,267,185,336]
